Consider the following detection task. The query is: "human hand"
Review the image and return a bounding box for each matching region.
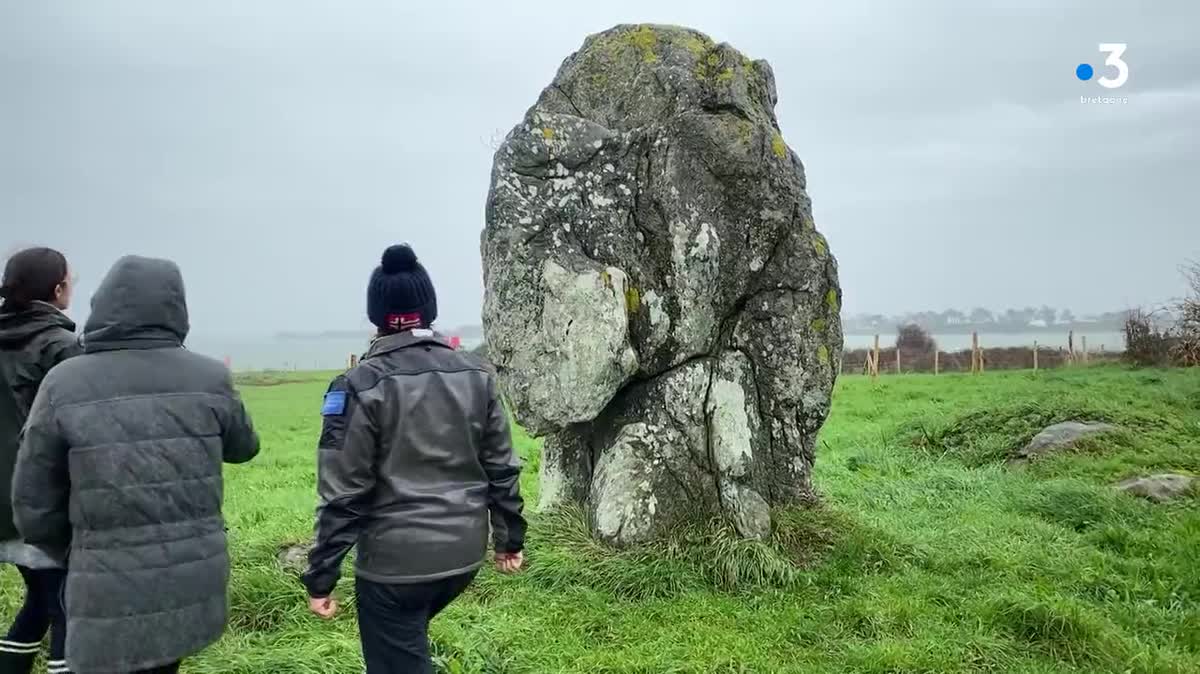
[495,551,524,574]
[308,595,339,619]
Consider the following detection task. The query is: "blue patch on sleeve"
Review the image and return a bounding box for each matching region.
[321,391,347,416]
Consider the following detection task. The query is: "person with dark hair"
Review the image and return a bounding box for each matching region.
[0,247,80,674]
[302,244,527,674]
[11,255,260,674]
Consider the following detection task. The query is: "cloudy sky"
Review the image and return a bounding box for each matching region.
[2,1,1197,336]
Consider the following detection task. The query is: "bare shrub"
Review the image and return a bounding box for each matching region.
[1173,261,1200,366]
[896,323,936,354]
[1123,309,1175,367]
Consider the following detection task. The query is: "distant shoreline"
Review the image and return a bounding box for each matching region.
[276,327,483,340]
[272,324,1125,340]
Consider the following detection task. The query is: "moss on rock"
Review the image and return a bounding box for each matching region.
[771,133,787,159]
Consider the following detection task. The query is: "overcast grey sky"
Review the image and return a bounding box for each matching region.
[2,1,1197,336]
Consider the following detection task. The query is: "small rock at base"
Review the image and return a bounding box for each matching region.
[1115,473,1197,503]
[1011,421,1117,463]
[277,542,314,573]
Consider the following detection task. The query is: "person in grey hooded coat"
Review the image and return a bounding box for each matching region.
[12,255,260,674]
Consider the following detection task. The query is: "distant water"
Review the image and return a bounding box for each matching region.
[187,334,484,371]
[844,331,1125,352]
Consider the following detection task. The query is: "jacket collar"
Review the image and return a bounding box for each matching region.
[0,301,76,347]
[364,329,452,360]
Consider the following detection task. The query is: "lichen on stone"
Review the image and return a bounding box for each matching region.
[816,344,830,365]
[627,25,659,63]
[811,234,828,258]
[679,34,713,57]
[771,132,787,159]
[625,286,641,315]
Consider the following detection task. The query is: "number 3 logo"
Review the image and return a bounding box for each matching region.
[1097,43,1129,89]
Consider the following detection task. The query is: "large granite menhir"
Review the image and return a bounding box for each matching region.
[481,24,843,545]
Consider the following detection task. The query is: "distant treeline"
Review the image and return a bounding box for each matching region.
[843,307,1136,334]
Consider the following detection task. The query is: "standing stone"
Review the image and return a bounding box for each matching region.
[482,24,842,545]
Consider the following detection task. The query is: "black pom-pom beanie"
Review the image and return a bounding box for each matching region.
[367,244,438,332]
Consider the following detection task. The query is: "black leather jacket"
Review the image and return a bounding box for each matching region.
[303,330,526,597]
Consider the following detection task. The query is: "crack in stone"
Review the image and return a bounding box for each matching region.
[701,358,727,518]
[655,435,701,505]
[702,103,754,122]
[552,83,586,118]
[736,346,776,503]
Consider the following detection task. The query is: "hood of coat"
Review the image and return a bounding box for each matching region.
[83,255,189,353]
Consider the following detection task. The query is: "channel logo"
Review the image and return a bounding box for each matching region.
[1076,43,1129,89]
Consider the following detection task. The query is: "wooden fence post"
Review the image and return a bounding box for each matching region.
[934,349,940,375]
[896,347,902,375]
[349,354,358,369]
[872,334,880,381]
[971,332,980,374]
[1068,330,1075,365]
[1081,336,1089,364]
[1033,341,1039,371]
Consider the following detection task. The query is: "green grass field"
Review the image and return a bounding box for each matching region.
[3,366,1198,673]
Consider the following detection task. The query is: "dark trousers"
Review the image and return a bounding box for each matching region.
[2,566,66,673]
[355,571,477,674]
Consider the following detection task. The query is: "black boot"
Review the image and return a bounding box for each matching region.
[0,641,38,674]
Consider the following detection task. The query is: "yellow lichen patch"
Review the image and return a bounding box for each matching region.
[625,287,641,314]
[600,270,613,290]
[811,234,828,258]
[628,26,659,63]
[679,34,713,58]
[706,52,721,67]
[771,133,787,159]
[716,67,735,83]
[826,289,840,313]
[816,345,830,366]
[811,318,827,333]
[542,128,556,140]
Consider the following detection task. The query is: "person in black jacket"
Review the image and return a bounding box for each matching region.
[302,244,526,674]
[12,255,260,674]
[0,247,81,674]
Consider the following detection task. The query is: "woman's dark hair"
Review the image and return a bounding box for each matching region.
[0,247,69,309]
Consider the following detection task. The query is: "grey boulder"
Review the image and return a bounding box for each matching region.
[1011,422,1117,463]
[1116,474,1197,503]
